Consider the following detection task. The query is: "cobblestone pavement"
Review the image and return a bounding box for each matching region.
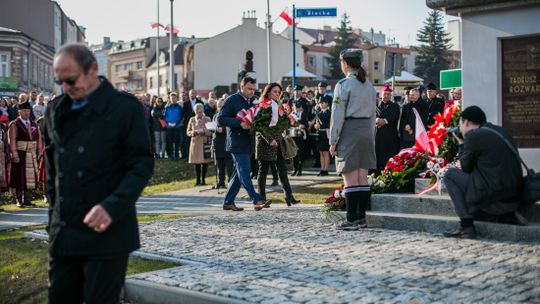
[131,207,540,304]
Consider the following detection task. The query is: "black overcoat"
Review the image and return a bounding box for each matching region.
[375,101,400,170]
[44,77,154,256]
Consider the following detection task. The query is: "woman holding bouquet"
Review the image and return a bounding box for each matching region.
[187,103,213,185]
[330,49,377,231]
[256,83,300,206]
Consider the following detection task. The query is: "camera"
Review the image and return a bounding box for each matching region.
[447,127,463,140]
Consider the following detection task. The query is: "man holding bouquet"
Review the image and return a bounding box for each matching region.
[218,77,271,211]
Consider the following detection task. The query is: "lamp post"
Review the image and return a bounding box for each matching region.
[156,0,160,96]
[169,0,175,93]
[266,0,271,84]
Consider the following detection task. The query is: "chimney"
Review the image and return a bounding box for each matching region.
[322,25,332,31]
[242,10,257,26]
[103,37,111,45]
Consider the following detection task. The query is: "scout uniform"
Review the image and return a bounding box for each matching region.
[330,48,377,231]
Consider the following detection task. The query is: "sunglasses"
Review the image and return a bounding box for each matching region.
[54,74,81,86]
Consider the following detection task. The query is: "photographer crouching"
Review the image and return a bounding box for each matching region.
[443,106,526,239]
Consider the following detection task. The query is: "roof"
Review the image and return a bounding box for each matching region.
[304,45,332,53]
[298,27,362,44]
[426,0,540,15]
[283,67,317,79]
[382,46,411,55]
[110,38,149,54]
[354,43,377,50]
[147,44,184,67]
[384,71,424,83]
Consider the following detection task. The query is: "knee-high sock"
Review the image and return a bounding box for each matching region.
[344,186,361,222]
[357,185,371,218]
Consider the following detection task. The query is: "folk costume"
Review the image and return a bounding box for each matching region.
[8,101,41,206]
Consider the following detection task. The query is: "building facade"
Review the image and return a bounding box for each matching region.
[90,37,113,78]
[146,44,184,96]
[0,27,55,97]
[428,0,540,170]
[183,15,303,91]
[0,0,85,50]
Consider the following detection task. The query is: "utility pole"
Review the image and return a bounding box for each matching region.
[266,0,272,84]
[292,4,296,89]
[169,0,175,93]
[156,0,160,96]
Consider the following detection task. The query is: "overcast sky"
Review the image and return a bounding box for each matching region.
[55,0,457,46]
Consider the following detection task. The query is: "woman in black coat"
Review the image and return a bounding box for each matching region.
[256,83,300,206]
[375,85,401,174]
[151,96,166,158]
[212,99,233,188]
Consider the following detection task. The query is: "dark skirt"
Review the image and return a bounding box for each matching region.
[316,130,329,152]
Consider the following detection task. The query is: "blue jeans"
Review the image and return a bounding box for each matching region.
[224,153,263,205]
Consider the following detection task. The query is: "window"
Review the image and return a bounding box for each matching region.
[124,63,132,71]
[0,53,10,77]
[323,58,331,68]
[115,64,121,73]
[374,79,380,84]
[149,77,153,89]
[374,61,379,71]
[307,56,315,67]
[136,79,143,89]
[136,61,143,70]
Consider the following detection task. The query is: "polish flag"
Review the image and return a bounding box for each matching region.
[279,10,298,26]
[413,108,438,155]
[164,25,181,35]
[150,22,164,29]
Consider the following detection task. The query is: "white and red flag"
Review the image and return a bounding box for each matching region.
[413,108,438,155]
[279,9,299,26]
[164,24,181,35]
[150,22,164,29]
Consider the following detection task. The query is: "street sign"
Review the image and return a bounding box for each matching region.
[296,8,337,18]
[440,69,462,89]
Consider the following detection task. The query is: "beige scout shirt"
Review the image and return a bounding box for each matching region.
[329,72,377,145]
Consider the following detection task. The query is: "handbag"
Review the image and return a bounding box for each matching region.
[281,136,298,160]
[483,127,540,206]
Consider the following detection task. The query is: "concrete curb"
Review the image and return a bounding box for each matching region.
[124,278,252,304]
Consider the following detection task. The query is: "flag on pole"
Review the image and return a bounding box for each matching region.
[150,22,164,29]
[279,9,298,26]
[164,24,181,35]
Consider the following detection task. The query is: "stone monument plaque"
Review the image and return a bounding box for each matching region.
[501,35,540,148]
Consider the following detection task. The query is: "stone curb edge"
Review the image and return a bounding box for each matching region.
[124,278,252,304]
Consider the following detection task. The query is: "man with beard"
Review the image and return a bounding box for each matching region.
[375,84,400,174]
[398,88,425,149]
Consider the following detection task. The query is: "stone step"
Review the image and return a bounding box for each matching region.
[415,178,448,195]
[365,211,540,242]
[371,193,540,223]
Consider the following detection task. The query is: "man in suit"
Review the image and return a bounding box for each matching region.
[45,43,154,303]
[218,77,270,211]
[398,88,425,149]
[443,106,525,239]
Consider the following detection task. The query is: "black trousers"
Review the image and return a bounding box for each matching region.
[48,254,128,304]
[216,157,234,187]
[258,150,293,199]
[166,128,181,158]
[195,164,208,183]
[293,137,304,172]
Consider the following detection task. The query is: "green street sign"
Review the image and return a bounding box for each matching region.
[440,69,461,90]
[0,77,19,90]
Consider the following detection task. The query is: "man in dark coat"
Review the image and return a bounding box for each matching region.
[398,88,425,149]
[217,77,270,211]
[375,84,400,174]
[45,44,154,303]
[443,106,524,239]
[423,82,445,128]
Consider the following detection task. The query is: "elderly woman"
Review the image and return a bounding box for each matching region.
[256,83,300,206]
[187,103,213,185]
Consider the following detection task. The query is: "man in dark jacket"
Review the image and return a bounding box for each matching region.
[423,82,445,128]
[45,44,154,303]
[443,106,524,239]
[217,77,270,211]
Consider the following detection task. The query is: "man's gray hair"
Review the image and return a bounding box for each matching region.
[55,43,97,73]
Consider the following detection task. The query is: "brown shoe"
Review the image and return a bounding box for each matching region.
[223,204,244,211]
[254,200,272,211]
